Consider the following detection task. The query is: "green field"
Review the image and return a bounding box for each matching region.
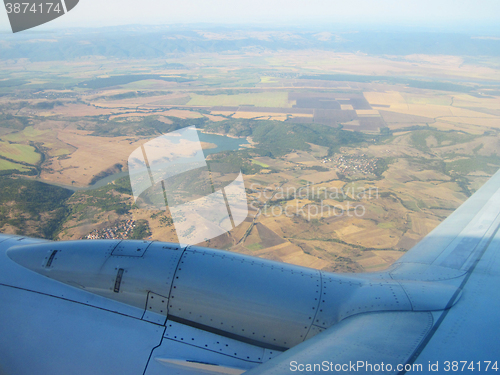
[246,243,263,251]
[0,159,31,171]
[50,148,72,157]
[3,126,47,142]
[260,76,279,83]
[446,156,500,175]
[252,159,270,168]
[0,141,40,164]
[377,222,394,229]
[187,92,291,107]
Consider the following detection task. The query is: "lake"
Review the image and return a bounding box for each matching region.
[40,131,249,192]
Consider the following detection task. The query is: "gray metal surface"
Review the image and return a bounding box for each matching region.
[310,273,459,330]
[111,240,152,257]
[144,320,281,375]
[0,278,164,375]
[398,280,462,311]
[6,240,185,320]
[143,291,170,325]
[313,275,411,328]
[169,246,322,349]
[0,238,144,319]
[4,237,463,355]
[410,217,500,371]
[243,311,434,375]
[389,263,466,281]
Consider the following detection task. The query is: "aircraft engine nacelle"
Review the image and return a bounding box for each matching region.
[6,239,460,351]
[6,240,324,349]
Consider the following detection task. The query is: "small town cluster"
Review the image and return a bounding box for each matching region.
[83,220,136,240]
[332,154,380,177]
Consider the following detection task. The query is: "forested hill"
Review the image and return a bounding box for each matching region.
[0,177,73,239]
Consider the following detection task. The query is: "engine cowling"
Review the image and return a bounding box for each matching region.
[7,239,461,350]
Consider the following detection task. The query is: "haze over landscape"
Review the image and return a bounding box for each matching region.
[1,0,500,32]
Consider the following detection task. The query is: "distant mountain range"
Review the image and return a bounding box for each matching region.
[1,26,499,61]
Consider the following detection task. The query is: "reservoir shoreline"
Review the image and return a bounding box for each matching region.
[20,131,249,192]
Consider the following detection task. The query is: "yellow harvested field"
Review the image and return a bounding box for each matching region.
[242,225,263,247]
[336,222,402,249]
[431,121,488,134]
[371,250,405,265]
[401,182,465,208]
[356,109,380,116]
[188,92,291,108]
[280,248,331,269]
[252,242,331,269]
[438,117,500,128]
[402,94,452,106]
[385,103,453,118]
[449,107,498,118]
[92,94,180,108]
[43,103,120,116]
[40,129,148,186]
[259,217,288,237]
[302,171,338,183]
[230,220,253,241]
[452,94,500,110]
[232,112,267,119]
[341,104,354,110]
[411,169,451,181]
[335,223,364,237]
[363,91,406,105]
[203,114,227,122]
[408,212,441,237]
[343,120,361,126]
[356,254,392,271]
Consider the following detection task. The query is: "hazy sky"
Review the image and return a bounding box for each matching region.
[1,0,499,33]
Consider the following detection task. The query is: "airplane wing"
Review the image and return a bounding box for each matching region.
[243,169,500,374]
[1,170,499,375]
